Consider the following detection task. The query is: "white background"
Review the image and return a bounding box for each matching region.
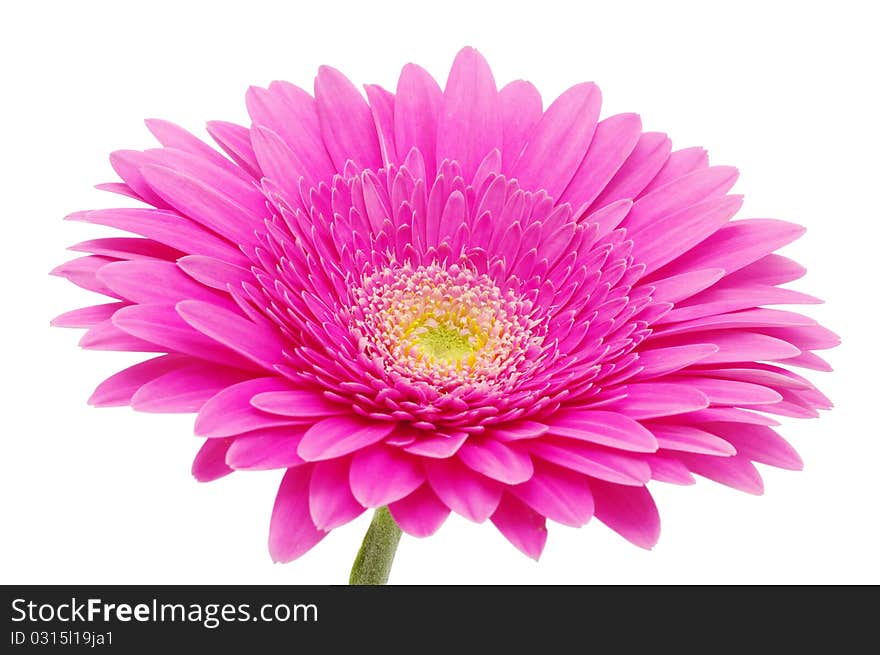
[1,0,877,584]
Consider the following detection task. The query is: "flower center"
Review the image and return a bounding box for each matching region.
[351,263,543,389]
[412,321,479,364]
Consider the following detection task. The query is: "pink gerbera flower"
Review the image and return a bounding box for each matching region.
[53,47,837,580]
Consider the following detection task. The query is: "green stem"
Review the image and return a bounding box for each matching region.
[349,507,402,585]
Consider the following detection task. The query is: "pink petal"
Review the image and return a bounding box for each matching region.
[652,219,806,280]
[589,132,671,212]
[97,260,229,306]
[703,423,803,470]
[251,81,336,181]
[560,113,642,210]
[68,237,182,261]
[641,146,709,193]
[667,376,783,406]
[648,423,736,456]
[66,209,248,265]
[308,458,365,530]
[633,343,720,379]
[365,84,397,167]
[225,427,308,470]
[349,444,424,508]
[647,455,696,485]
[140,164,260,247]
[624,166,739,233]
[631,195,743,275]
[251,125,311,194]
[499,80,542,173]
[424,456,502,523]
[650,330,801,364]
[297,416,395,461]
[403,431,468,458]
[88,354,192,407]
[176,300,283,372]
[603,382,710,419]
[206,120,261,179]
[315,66,382,171]
[546,410,658,452]
[250,389,345,418]
[269,466,327,562]
[131,361,252,413]
[112,304,259,371]
[489,420,550,442]
[457,439,534,485]
[681,453,764,495]
[647,268,726,304]
[509,461,594,527]
[395,63,442,179]
[192,438,233,482]
[52,302,126,328]
[591,480,660,549]
[194,377,300,438]
[528,441,651,486]
[436,47,502,183]
[490,493,548,560]
[511,82,601,199]
[79,320,166,353]
[176,255,252,292]
[388,483,450,538]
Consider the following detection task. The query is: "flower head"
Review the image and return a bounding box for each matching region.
[53,47,837,562]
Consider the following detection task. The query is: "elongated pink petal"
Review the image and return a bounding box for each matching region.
[388,483,450,538]
[349,444,424,507]
[509,461,594,527]
[315,66,382,172]
[681,453,764,495]
[250,390,345,418]
[308,458,365,530]
[546,410,658,452]
[424,456,502,523]
[192,438,234,482]
[560,113,642,210]
[589,132,671,211]
[499,80,542,172]
[490,494,548,560]
[176,300,283,372]
[395,63,442,178]
[437,47,501,183]
[141,164,260,247]
[704,423,803,470]
[131,361,252,413]
[457,439,534,485]
[66,209,248,264]
[176,255,252,291]
[194,378,299,438]
[225,427,308,470]
[625,166,739,233]
[648,423,736,456]
[97,260,228,306]
[591,480,660,549]
[206,120,261,179]
[667,376,783,406]
[269,466,327,562]
[633,344,719,379]
[528,441,651,486]
[602,383,710,419]
[113,304,259,371]
[52,302,126,328]
[88,354,192,407]
[297,416,395,461]
[511,82,601,199]
[69,237,182,261]
[403,431,468,458]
